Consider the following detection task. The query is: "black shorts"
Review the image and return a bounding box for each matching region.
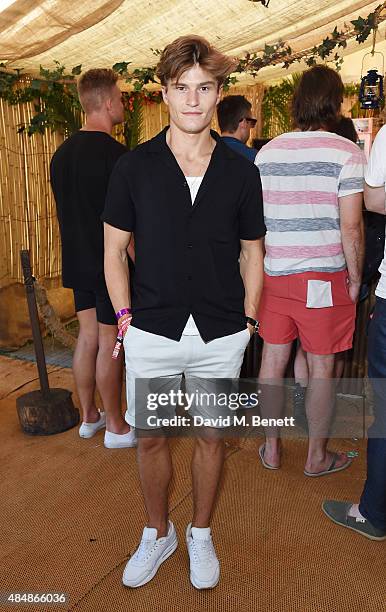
[73,288,116,325]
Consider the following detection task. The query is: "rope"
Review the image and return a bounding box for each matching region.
[34,280,76,350]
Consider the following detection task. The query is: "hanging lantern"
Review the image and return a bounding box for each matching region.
[359,52,384,110]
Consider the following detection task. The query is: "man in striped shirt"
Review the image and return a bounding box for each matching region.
[255,66,365,476]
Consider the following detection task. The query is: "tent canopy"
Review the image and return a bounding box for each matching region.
[0,0,384,82]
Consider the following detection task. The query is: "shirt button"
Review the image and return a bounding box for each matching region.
[183,181,187,187]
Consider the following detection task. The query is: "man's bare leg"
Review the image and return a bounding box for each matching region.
[73,309,99,423]
[294,343,309,387]
[191,432,224,527]
[137,436,173,537]
[334,351,346,379]
[96,322,129,434]
[258,341,293,467]
[305,352,348,473]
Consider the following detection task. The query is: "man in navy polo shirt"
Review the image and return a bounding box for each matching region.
[217,94,258,162]
[102,35,265,589]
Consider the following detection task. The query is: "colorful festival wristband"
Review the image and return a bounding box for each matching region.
[112,320,131,360]
[112,336,123,360]
[115,307,132,320]
[118,316,132,333]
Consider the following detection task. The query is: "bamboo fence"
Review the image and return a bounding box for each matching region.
[0,97,63,288]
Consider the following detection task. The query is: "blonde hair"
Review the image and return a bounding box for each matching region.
[156,35,237,87]
[77,68,119,113]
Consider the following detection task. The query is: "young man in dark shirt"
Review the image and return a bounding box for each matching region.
[217,95,258,162]
[103,36,265,588]
[50,69,136,448]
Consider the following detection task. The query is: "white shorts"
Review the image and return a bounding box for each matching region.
[123,326,251,428]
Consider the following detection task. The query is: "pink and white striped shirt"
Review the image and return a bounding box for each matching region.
[255,131,365,276]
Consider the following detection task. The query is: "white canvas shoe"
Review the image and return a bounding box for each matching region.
[78,411,106,438]
[186,523,220,589]
[104,428,137,449]
[122,521,178,588]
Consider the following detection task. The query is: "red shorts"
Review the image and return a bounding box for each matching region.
[258,270,356,355]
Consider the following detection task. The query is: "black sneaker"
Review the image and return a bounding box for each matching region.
[322,500,386,541]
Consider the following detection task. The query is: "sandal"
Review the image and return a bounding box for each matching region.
[258,444,280,470]
[304,452,352,477]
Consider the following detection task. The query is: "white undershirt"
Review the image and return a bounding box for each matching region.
[182,176,204,336]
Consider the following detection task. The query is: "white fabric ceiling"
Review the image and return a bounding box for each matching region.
[0,0,384,82]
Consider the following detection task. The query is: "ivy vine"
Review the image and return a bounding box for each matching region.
[241,2,386,73]
[0,60,161,148]
[0,61,83,136]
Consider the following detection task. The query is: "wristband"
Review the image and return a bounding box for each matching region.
[115,307,132,320]
[118,317,132,333]
[112,336,123,360]
[246,316,260,333]
[112,318,132,360]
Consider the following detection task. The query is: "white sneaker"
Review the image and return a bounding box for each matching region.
[122,521,177,588]
[78,411,106,438]
[104,428,137,449]
[186,523,220,589]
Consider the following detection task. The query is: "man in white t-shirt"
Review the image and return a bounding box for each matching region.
[322,125,386,541]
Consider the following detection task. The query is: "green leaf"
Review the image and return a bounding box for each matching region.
[351,16,366,30]
[306,56,317,66]
[71,65,82,76]
[112,61,131,74]
[264,44,276,56]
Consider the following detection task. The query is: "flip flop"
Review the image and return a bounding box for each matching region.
[304,452,352,477]
[258,444,280,470]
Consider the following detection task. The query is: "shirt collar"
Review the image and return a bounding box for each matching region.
[147,126,238,160]
[221,136,241,143]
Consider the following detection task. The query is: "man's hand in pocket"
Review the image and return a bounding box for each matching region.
[347,279,361,303]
